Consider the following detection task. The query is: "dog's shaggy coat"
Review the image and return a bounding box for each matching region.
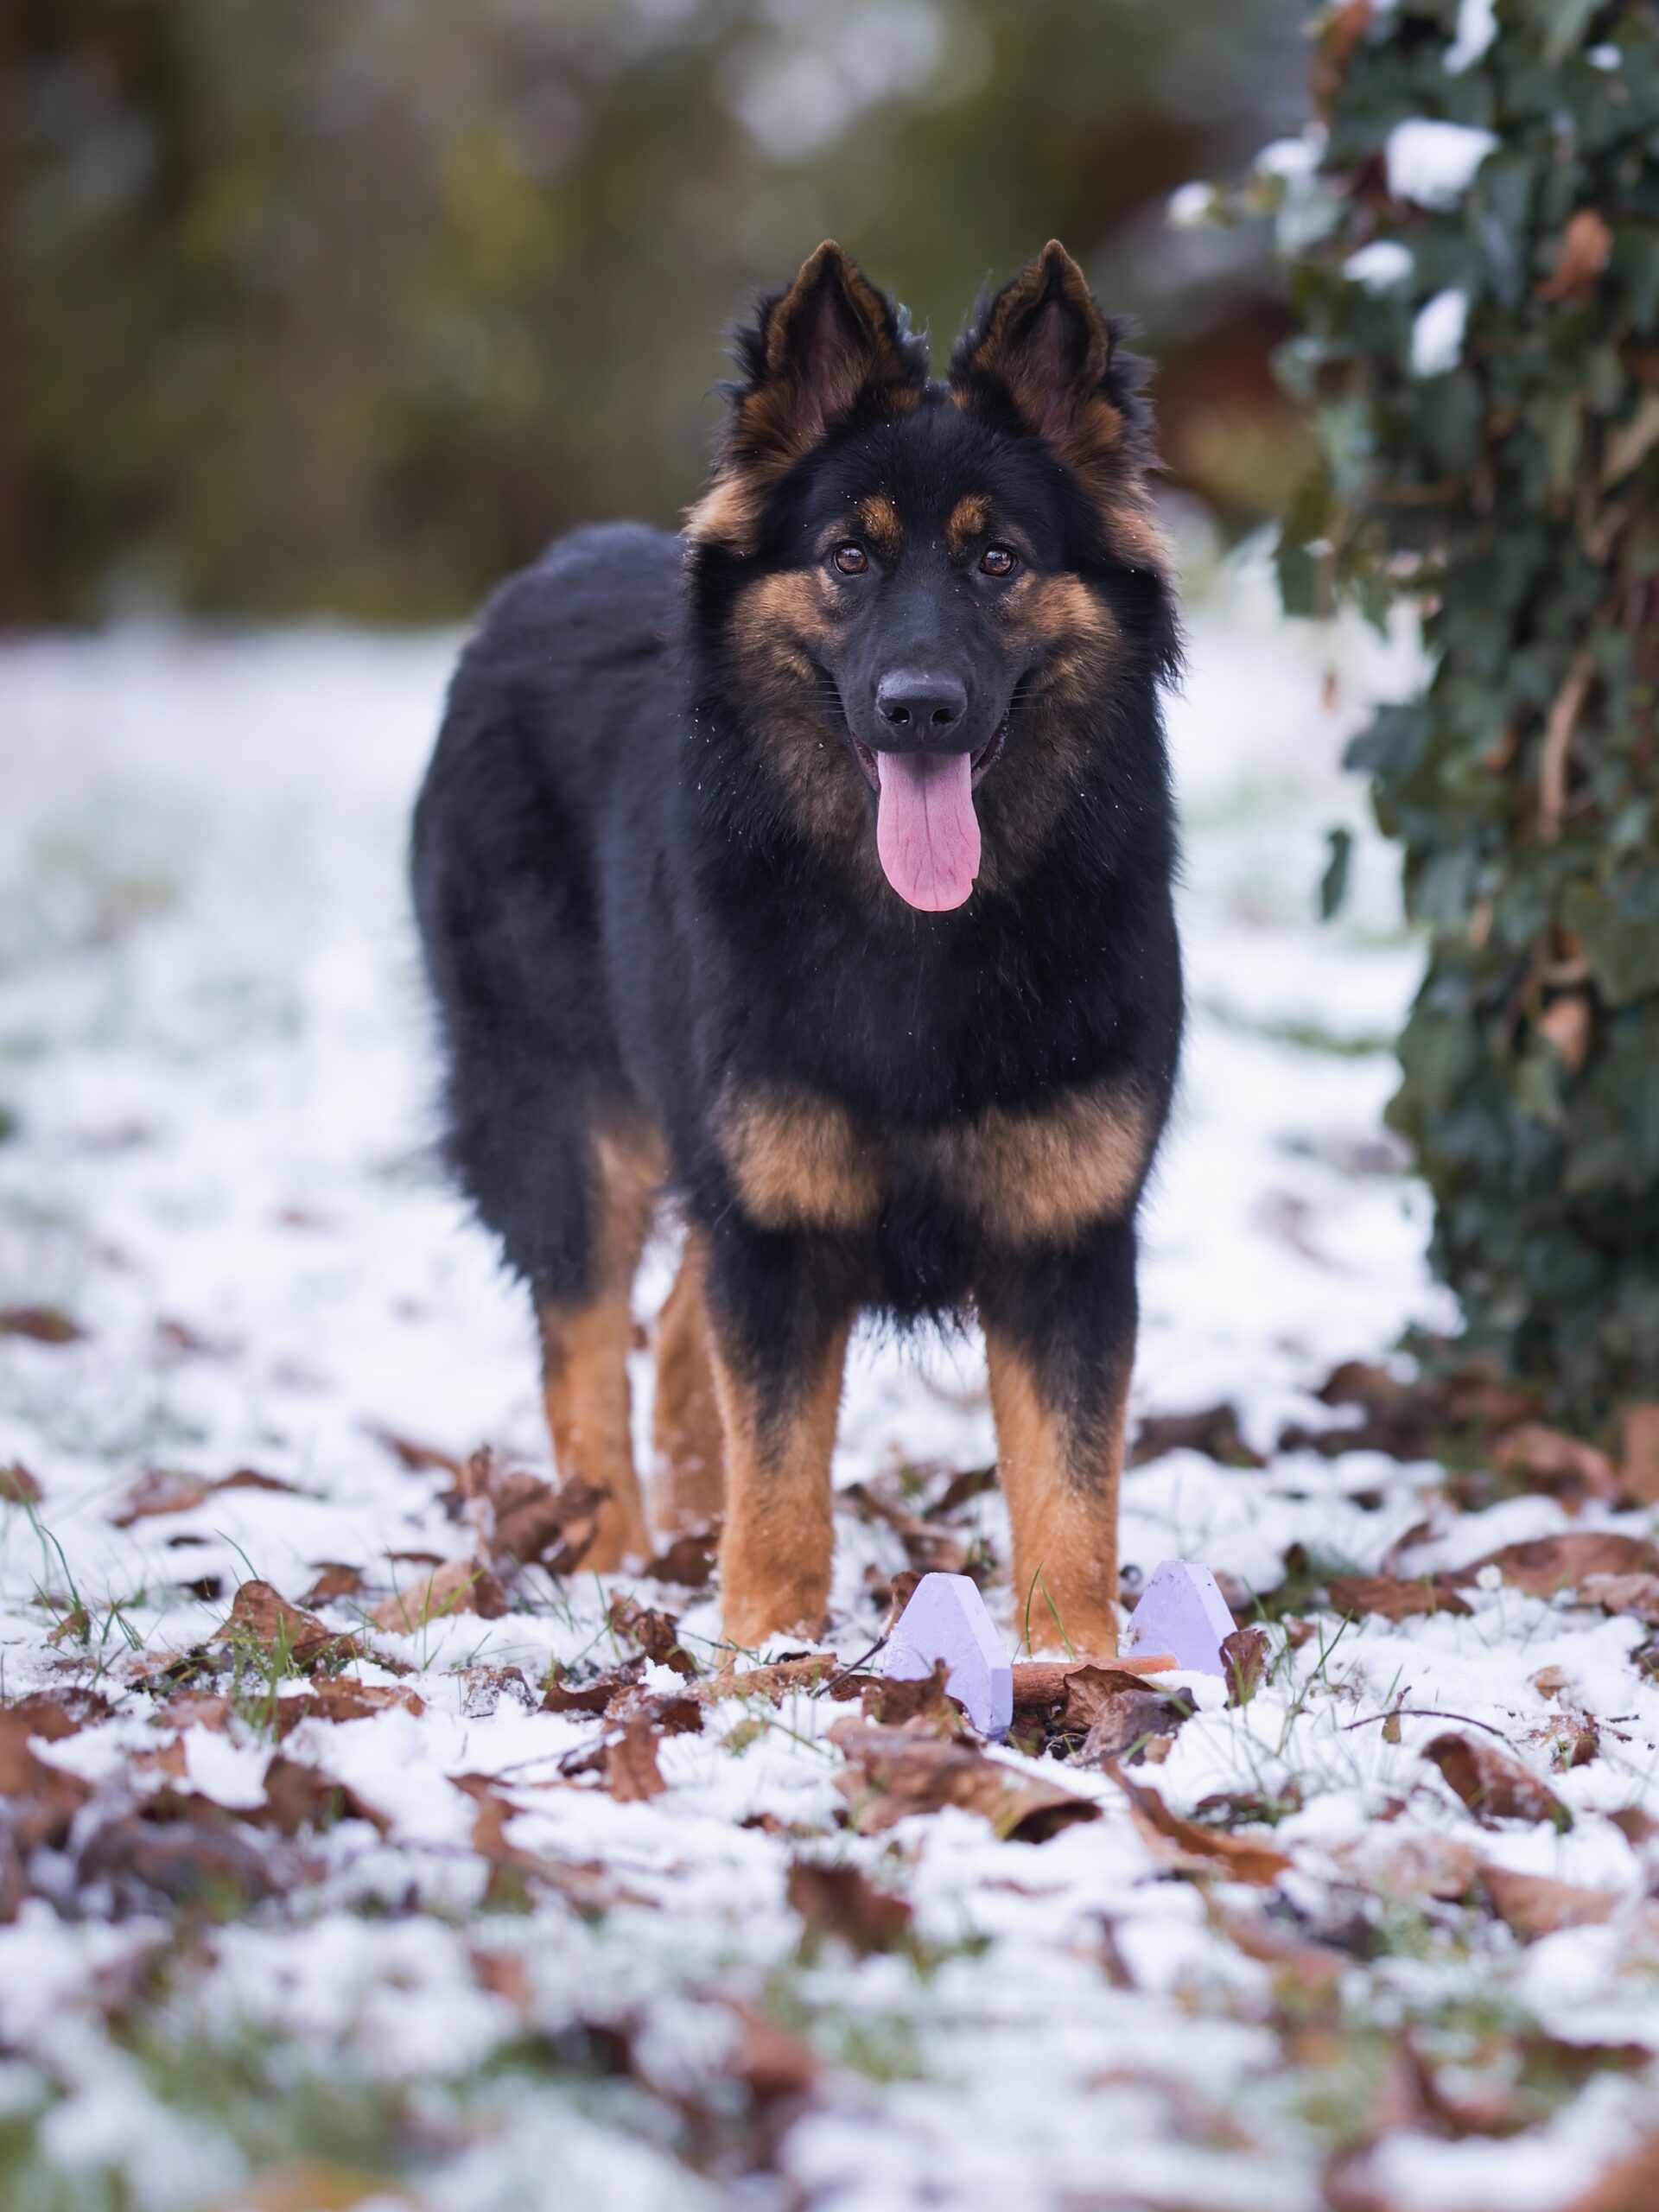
[412,241,1183,1653]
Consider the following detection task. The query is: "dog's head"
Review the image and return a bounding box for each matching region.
[686,241,1178,912]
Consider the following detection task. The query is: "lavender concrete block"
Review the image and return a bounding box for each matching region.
[883,1572,1014,1737]
[1122,1560,1234,1675]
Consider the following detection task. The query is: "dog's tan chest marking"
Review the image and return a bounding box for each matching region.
[717,1079,1147,1247]
[716,1087,883,1233]
[917,1082,1150,1246]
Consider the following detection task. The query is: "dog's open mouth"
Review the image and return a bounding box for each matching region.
[848,715,1007,913]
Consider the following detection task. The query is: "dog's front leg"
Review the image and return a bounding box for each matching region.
[704,1223,854,1649]
[979,1218,1137,1659]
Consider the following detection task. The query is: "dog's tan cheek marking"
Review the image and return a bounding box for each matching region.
[855,494,903,561]
[730,570,837,686]
[926,1084,1149,1246]
[945,494,991,561]
[716,1089,882,1233]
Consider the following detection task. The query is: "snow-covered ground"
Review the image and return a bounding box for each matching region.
[3,564,1659,2212]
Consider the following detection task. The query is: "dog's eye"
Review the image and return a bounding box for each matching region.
[980,543,1018,578]
[832,543,868,575]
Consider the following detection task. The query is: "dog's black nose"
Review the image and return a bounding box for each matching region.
[876,671,969,741]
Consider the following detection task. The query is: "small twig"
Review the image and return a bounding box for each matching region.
[823,1631,888,1692]
[1342,1706,1510,1739]
[1537,647,1595,840]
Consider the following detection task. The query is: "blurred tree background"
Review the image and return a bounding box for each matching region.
[3,0,1308,626]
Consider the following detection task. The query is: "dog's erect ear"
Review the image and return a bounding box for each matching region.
[950,241,1164,567]
[689,244,926,551]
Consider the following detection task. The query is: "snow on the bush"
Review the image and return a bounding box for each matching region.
[1385,118,1499,208]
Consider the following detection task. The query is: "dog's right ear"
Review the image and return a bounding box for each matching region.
[689,243,926,552]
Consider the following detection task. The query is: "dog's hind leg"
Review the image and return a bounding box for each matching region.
[704,1227,855,1647]
[537,1118,662,1572]
[979,1220,1137,1659]
[652,1230,726,1535]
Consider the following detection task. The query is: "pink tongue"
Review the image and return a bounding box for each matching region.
[874,750,982,912]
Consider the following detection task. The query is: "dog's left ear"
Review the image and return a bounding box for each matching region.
[950,242,1135,501]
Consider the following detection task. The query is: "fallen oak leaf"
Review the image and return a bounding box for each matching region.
[1109,1765,1292,1887]
[560,1714,667,1802]
[542,1656,646,1715]
[1327,1573,1471,1621]
[272,1678,425,1737]
[369,1558,508,1633]
[0,1305,84,1344]
[1221,1627,1270,1707]
[705,1655,839,1705]
[455,1665,537,1719]
[721,1998,820,2107]
[836,1480,971,1577]
[644,1524,719,1588]
[1453,1533,1659,1599]
[1422,1732,1572,1831]
[854,1661,967,1732]
[1491,1424,1621,1502]
[787,1858,913,1957]
[1567,2133,1659,2212]
[491,1468,609,1573]
[364,1423,464,1477]
[1580,1572,1659,1626]
[828,1716,1098,1842]
[112,1465,296,1528]
[449,1772,627,1911]
[255,1753,390,1837]
[0,1462,42,1506]
[304,1562,366,1605]
[607,1593,698,1679]
[216,1580,362,1672]
[1077,1689,1190,1769]
[1482,1863,1618,1941]
[78,1790,284,1910]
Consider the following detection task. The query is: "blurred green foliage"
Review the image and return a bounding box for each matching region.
[1268,0,1659,1421]
[4,0,1302,622]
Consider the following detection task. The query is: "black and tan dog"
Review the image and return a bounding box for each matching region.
[412,241,1183,1656]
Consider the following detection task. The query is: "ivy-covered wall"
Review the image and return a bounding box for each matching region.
[1263,0,1659,1423]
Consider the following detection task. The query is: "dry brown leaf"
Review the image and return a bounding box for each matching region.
[132,1735,190,1783]
[450,1772,626,1911]
[257,1753,389,1837]
[491,1468,609,1573]
[0,1462,42,1506]
[1581,1572,1659,1625]
[855,1661,965,1732]
[1567,2139,1659,2212]
[1456,1532,1659,1598]
[644,1524,720,1588]
[1491,1424,1620,1501]
[1482,1863,1618,1940]
[607,1593,698,1679]
[1221,1627,1269,1707]
[1423,1733,1571,1830]
[1129,1402,1265,1469]
[1357,1834,1483,1903]
[1110,1766,1291,1887]
[304,1562,367,1604]
[1327,1573,1471,1621]
[542,1657,646,1716]
[722,1999,819,2107]
[455,1665,537,1719]
[830,1717,1098,1843]
[370,1558,508,1634]
[0,1305,85,1345]
[112,1465,295,1527]
[469,1948,531,2012]
[1536,207,1612,306]
[365,1425,465,1477]
[706,1655,839,1705]
[837,1480,969,1577]
[78,1792,283,1909]
[273,1679,425,1737]
[1077,1689,1189,1768]
[561,1714,668,1802]
[216,1580,361,1670]
[155,1689,233,1733]
[787,1858,913,1956]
